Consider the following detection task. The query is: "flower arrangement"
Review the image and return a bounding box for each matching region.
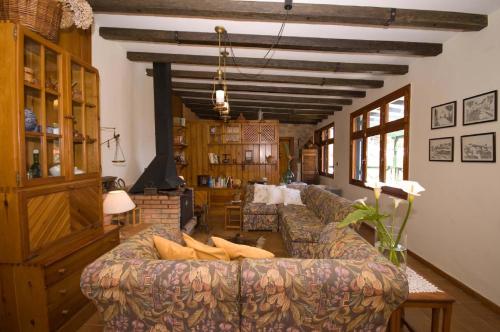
[59,0,93,30]
[337,180,425,268]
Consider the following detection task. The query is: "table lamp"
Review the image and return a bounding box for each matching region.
[103,190,136,225]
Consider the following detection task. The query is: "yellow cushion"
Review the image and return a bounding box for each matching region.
[153,235,197,260]
[211,236,275,260]
[182,233,230,261]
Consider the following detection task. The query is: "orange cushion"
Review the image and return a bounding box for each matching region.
[211,236,275,260]
[153,235,197,260]
[182,233,230,261]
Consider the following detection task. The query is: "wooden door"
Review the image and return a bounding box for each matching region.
[279,137,294,182]
[301,149,318,184]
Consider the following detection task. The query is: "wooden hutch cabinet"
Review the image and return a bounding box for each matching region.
[301,147,319,184]
[0,23,118,331]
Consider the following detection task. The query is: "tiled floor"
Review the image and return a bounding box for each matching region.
[78,215,500,331]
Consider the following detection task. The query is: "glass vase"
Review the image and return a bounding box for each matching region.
[375,226,407,271]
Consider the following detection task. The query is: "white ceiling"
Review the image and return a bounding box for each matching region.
[93,1,500,100]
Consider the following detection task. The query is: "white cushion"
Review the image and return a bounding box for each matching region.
[267,186,285,205]
[253,184,274,204]
[282,188,304,206]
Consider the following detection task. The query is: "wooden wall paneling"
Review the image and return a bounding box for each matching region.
[58,27,92,64]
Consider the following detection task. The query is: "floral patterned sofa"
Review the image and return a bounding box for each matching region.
[242,183,308,232]
[280,185,354,257]
[81,224,408,331]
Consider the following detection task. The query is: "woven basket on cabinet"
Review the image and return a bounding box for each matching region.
[0,0,62,41]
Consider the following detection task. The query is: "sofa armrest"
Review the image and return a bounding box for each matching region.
[81,258,241,330]
[240,257,408,331]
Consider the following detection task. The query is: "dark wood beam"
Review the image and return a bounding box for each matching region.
[128,52,408,75]
[186,104,333,116]
[89,0,487,31]
[182,98,342,111]
[172,82,364,98]
[148,69,383,89]
[175,90,352,105]
[193,111,321,124]
[101,27,442,57]
[192,110,327,121]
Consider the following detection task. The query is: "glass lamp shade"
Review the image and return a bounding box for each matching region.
[103,190,136,215]
[215,89,225,104]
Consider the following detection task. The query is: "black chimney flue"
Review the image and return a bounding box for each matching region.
[129,62,184,193]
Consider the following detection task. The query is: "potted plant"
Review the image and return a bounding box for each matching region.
[337,181,425,269]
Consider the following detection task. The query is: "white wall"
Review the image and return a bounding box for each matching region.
[92,26,155,185]
[318,9,500,305]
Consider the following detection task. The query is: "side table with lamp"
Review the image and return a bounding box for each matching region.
[103,190,151,241]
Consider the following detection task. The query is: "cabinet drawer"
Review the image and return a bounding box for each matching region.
[45,229,119,286]
[47,271,88,331]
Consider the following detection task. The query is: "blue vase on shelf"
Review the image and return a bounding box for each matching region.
[24,108,37,132]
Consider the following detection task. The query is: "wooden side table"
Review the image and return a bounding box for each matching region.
[225,204,242,231]
[389,267,455,332]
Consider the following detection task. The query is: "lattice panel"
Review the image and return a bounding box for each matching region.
[241,124,260,143]
[260,124,277,143]
[28,191,71,252]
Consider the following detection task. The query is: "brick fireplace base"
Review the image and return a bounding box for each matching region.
[130,194,180,229]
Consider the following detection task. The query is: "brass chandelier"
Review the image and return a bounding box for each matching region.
[212,26,230,121]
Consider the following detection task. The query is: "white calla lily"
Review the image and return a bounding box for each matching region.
[392,197,403,209]
[353,197,368,207]
[365,181,386,199]
[398,181,425,197]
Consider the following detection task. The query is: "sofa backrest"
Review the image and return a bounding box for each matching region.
[303,185,355,224]
[316,223,380,261]
[244,184,255,203]
[240,256,408,331]
[81,225,241,331]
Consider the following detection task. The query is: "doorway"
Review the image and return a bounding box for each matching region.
[279,137,295,182]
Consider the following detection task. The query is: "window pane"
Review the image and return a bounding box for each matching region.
[368,108,381,127]
[327,143,334,174]
[385,130,405,185]
[366,135,380,183]
[352,138,363,181]
[328,127,334,139]
[353,115,363,132]
[388,97,405,122]
[322,145,327,172]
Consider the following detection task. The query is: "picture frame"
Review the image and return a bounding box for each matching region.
[431,101,456,129]
[429,137,454,162]
[461,132,496,162]
[463,90,497,125]
[244,150,253,163]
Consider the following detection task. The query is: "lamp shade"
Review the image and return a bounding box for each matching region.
[215,89,225,104]
[103,190,136,215]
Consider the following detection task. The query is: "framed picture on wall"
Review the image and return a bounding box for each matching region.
[429,137,454,162]
[461,132,496,162]
[431,101,456,129]
[463,90,497,125]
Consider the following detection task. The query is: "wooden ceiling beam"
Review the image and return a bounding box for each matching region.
[193,111,321,124]
[186,104,333,116]
[89,0,487,31]
[128,52,408,75]
[147,69,383,89]
[182,98,342,111]
[172,81,364,98]
[101,27,442,56]
[175,90,352,105]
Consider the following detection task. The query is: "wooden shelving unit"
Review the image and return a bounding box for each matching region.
[0,23,117,332]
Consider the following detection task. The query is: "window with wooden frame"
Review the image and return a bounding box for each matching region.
[350,85,410,197]
[316,122,335,177]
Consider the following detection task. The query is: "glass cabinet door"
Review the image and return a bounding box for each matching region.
[84,70,99,173]
[70,61,99,176]
[71,62,86,175]
[22,37,64,181]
